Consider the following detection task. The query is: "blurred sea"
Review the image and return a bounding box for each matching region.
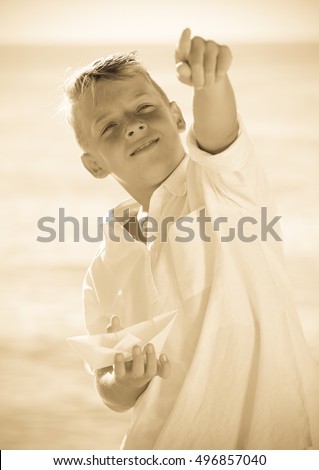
[1,42,319,449]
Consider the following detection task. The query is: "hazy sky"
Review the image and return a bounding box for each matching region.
[1,0,319,44]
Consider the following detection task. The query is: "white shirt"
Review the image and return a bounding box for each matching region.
[83,117,319,449]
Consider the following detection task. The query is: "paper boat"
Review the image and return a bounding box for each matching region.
[68,310,178,371]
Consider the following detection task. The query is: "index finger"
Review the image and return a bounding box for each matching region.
[175,27,192,63]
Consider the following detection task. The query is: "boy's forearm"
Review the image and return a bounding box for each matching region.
[193,75,238,155]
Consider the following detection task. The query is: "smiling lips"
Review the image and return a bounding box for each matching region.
[130,138,159,157]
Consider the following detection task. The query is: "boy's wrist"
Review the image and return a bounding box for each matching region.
[193,73,228,95]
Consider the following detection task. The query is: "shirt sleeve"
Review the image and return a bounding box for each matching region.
[186,114,273,209]
[82,243,112,335]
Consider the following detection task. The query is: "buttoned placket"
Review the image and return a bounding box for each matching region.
[145,185,169,261]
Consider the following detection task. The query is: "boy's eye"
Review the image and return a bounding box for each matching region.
[101,123,116,135]
[138,104,154,112]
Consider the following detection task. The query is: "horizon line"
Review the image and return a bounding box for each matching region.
[1,39,319,47]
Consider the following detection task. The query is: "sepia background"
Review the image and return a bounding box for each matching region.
[1,0,319,450]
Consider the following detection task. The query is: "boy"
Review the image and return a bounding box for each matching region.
[65,29,319,449]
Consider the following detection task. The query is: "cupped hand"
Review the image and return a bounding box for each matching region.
[114,343,170,388]
[100,315,171,409]
[106,315,170,380]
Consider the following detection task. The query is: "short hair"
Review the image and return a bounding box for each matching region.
[63,51,170,149]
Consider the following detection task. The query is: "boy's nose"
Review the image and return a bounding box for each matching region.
[125,121,147,138]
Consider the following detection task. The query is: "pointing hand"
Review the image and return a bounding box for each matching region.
[175,28,232,89]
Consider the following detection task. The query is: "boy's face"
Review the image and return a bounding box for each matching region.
[75,74,186,192]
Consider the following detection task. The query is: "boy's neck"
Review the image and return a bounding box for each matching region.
[119,151,186,212]
[127,184,159,212]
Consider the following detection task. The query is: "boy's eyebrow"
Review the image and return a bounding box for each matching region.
[94,112,112,127]
[133,91,152,99]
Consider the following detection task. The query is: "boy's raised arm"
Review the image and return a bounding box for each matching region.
[175,28,239,155]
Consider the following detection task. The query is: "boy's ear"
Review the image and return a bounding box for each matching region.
[170,101,186,132]
[81,153,109,179]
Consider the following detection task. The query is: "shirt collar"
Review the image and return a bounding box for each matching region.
[106,198,140,224]
[160,154,188,197]
[104,154,188,224]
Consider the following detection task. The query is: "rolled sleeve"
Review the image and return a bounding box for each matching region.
[186,114,254,173]
[186,114,272,209]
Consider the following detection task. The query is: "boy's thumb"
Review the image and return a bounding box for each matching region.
[106,315,122,333]
[176,62,191,79]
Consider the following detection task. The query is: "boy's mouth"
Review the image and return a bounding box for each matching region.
[130,138,159,157]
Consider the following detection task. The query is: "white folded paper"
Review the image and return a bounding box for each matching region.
[67,310,178,371]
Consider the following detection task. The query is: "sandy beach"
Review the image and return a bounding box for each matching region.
[1,42,318,449]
